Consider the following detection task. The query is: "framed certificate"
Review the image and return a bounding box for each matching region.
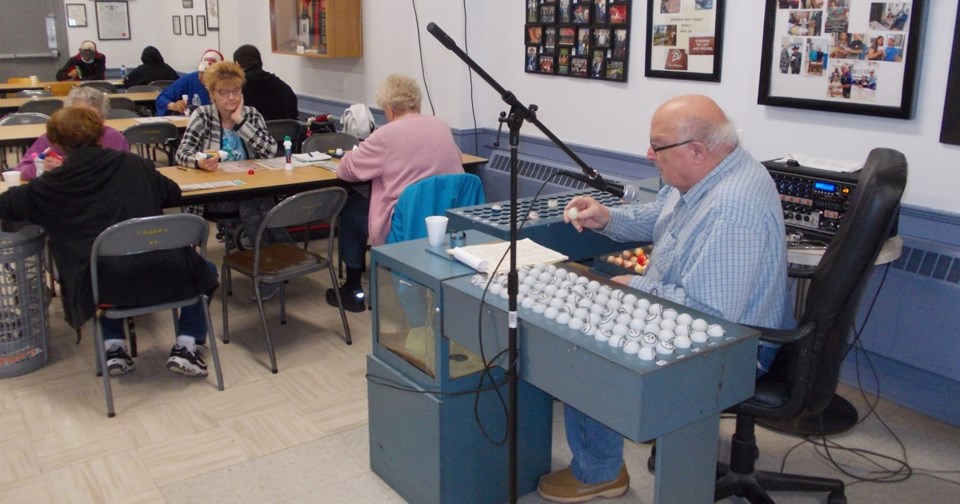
[645,0,725,81]
[66,4,88,27]
[95,1,131,40]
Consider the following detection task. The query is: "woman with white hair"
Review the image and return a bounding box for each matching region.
[15,86,129,180]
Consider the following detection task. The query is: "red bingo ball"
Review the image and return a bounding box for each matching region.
[247,169,255,175]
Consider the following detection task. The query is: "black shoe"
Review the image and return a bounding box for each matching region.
[326,285,366,313]
[166,345,209,377]
[105,345,134,376]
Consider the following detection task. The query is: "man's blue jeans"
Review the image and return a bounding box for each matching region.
[101,261,215,345]
[564,404,625,484]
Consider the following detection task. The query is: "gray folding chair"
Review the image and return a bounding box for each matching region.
[90,213,223,417]
[109,96,136,112]
[107,109,139,119]
[17,98,63,116]
[221,187,351,373]
[124,85,162,93]
[123,122,180,166]
[266,119,304,154]
[148,80,175,90]
[13,89,52,98]
[81,80,117,94]
[0,112,50,169]
[302,132,358,154]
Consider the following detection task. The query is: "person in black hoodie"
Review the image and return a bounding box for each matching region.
[232,44,299,121]
[124,46,181,87]
[56,40,106,81]
[0,107,218,378]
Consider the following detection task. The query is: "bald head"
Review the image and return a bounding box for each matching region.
[648,95,739,192]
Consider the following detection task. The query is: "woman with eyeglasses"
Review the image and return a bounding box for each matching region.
[175,60,290,299]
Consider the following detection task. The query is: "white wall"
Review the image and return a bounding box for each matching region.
[62,0,219,74]
[67,0,960,214]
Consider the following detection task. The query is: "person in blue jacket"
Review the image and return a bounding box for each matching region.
[155,49,223,116]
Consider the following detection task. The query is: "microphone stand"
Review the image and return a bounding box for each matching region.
[426,22,606,503]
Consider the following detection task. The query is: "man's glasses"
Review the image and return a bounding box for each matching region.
[216,88,242,98]
[650,139,694,153]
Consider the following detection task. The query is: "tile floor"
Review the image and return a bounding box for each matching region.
[0,231,958,503]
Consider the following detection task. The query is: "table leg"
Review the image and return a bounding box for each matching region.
[654,413,720,504]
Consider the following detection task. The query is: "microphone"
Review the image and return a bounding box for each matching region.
[560,170,642,204]
[427,23,458,51]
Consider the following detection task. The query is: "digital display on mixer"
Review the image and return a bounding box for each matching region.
[814,181,837,192]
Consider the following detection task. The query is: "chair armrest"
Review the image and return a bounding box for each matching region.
[745,320,816,345]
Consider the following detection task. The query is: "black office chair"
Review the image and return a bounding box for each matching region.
[17,98,63,116]
[710,148,907,504]
[266,119,304,154]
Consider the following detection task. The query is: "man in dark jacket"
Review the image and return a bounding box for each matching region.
[0,107,218,377]
[56,40,106,81]
[232,44,299,121]
[124,46,180,87]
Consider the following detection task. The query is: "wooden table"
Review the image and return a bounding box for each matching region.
[0,116,189,144]
[161,153,487,204]
[0,79,125,97]
[0,92,159,114]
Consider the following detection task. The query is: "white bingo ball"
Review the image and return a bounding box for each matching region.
[547,198,558,209]
[616,313,633,326]
[656,340,675,355]
[658,329,676,342]
[544,307,559,319]
[638,346,656,361]
[677,313,694,326]
[643,323,661,335]
[673,335,692,349]
[633,307,649,320]
[549,297,565,309]
[598,285,613,297]
[599,318,615,331]
[587,280,601,292]
[499,288,509,299]
[575,276,589,285]
[573,307,589,320]
[581,323,596,337]
[546,264,557,274]
[622,293,638,306]
[660,319,677,331]
[648,303,664,317]
[607,334,624,348]
[622,340,641,354]
[595,328,612,342]
[532,303,547,314]
[566,206,579,220]
[641,333,658,348]
[593,294,609,307]
[613,324,629,337]
[692,318,709,331]
[606,298,622,311]
[707,324,726,338]
[518,284,530,295]
[556,312,572,325]
[629,318,646,331]
[568,317,585,331]
[543,284,558,297]
[489,283,502,295]
[691,330,708,343]
[588,312,603,325]
[521,297,536,309]
[636,298,652,310]
[662,308,678,321]
[675,324,691,338]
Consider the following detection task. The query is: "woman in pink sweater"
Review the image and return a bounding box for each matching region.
[329,74,463,312]
[16,86,129,180]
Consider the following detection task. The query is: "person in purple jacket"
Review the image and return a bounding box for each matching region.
[16,86,129,180]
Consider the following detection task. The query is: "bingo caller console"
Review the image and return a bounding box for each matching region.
[763,160,860,240]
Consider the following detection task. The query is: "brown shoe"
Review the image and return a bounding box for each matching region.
[537,465,629,503]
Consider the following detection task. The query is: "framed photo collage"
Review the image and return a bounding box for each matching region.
[525,0,632,82]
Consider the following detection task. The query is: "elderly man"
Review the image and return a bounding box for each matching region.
[538,95,791,502]
[56,40,106,81]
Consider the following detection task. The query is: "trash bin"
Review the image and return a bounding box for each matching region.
[0,226,49,377]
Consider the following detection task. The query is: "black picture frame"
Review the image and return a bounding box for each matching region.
[172,15,182,36]
[758,0,925,119]
[182,0,193,8]
[184,14,194,36]
[197,15,207,36]
[645,0,725,82]
[526,0,632,81]
[940,6,960,144]
[66,4,88,27]
[205,0,219,31]
[95,1,131,41]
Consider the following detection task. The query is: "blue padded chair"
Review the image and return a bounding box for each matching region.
[385,173,485,244]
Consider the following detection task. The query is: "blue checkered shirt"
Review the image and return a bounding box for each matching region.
[603,146,791,329]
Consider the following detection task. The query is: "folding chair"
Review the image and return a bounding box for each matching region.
[0,112,50,170]
[266,119,304,154]
[148,80,175,90]
[108,96,136,112]
[13,90,52,98]
[221,187,351,373]
[81,81,117,94]
[91,213,223,417]
[302,132,358,154]
[124,85,162,94]
[123,122,180,166]
[107,109,139,119]
[17,99,63,116]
